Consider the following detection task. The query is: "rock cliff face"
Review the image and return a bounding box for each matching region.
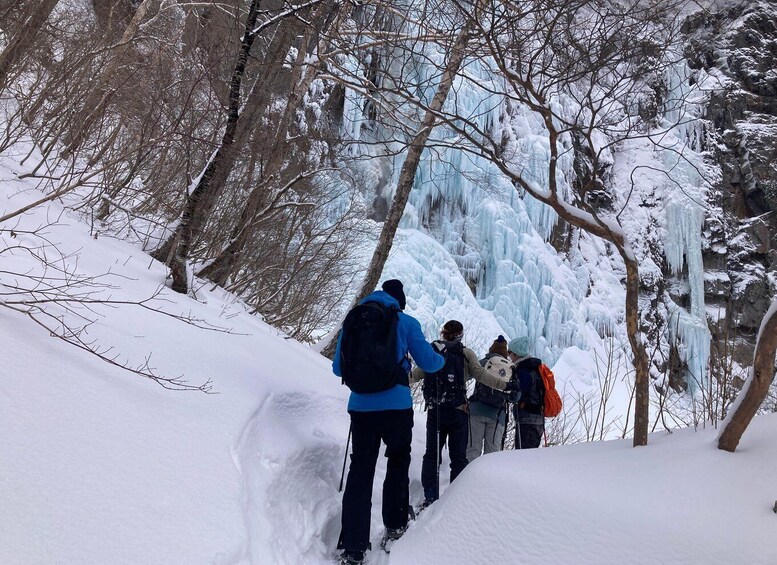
[683,1,777,368]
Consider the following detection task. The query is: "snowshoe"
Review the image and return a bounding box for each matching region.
[379,526,406,553]
[338,549,365,564]
[415,498,434,516]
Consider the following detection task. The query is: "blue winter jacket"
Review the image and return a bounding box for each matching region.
[333,291,445,411]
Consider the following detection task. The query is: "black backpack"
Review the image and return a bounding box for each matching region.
[339,301,406,393]
[422,340,467,407]
[514,359,544,414]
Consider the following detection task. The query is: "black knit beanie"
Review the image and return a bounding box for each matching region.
[381,279,406,310]
[441,320,464,341]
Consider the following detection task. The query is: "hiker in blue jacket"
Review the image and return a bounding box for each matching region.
[333,279,444,565]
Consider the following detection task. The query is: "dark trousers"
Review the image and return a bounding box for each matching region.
[514,420,543,449]
[339,409,413,553]
[421,405,469,502]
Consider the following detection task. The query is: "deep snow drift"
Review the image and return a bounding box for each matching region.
[2,155,777,565]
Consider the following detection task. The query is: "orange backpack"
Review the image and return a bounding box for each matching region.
[539,364,563,418]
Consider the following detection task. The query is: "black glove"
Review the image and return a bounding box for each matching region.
[433,341,446,353]
[504,380,521,403]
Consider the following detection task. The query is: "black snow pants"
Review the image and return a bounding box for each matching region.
[514,419,544,449]
[339,408,414,553]
[421,405,469,502]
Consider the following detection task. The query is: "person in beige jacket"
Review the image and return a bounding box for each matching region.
[411,320,518,507]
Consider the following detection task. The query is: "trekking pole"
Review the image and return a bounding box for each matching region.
[501,413,509,451]
[338,422,352,493]
[435,406,441,500]
[468,410,472,447]
[492,404,505,445]
[435,380,441,501]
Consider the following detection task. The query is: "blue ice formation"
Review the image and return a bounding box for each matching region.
[662,61,711,391]
[339,43,596,365]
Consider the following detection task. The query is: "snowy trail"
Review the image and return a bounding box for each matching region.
[232,389,347,563]
[0,153,436,565]
[229,395,272,565]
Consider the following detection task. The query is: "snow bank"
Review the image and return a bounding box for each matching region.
[393,417,777,565]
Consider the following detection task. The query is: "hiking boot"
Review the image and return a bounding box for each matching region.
[339,549,365,564]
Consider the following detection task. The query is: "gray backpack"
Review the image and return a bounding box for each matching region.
[472,355,513,408]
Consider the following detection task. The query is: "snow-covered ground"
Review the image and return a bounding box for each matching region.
[2,152,777,565]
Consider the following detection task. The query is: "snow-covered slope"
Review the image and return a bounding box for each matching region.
[0,153,349,563]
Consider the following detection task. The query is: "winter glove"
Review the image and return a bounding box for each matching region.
[504,380,521,403]
[433,341,447,353]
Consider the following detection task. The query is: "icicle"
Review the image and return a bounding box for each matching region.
[661,55,711,392]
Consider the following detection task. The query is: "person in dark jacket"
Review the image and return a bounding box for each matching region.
[412,321,517,507]
[332,279,444,565]
[508,336,545,449]
[466,335,513,462]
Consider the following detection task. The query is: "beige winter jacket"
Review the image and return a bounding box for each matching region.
[410,345,508,391]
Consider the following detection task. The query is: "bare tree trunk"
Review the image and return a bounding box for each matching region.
[718,299,777,452]
[0,0,60,92]
[321,2,484,359]
[624,251,650,446]
[62,0,160,156]
[198,1,340,286]
[166,0,262,294]
[517,172,651,446]
[508,171,650,445]
[151,8,305,267]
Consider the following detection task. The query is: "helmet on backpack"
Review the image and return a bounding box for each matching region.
[484,355,512,380]
[472,354,513,408]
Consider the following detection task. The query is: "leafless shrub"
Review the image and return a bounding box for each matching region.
[652,320,753,432]
[0,219,215,391]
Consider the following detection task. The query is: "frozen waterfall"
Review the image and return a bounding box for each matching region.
[338,38,601,364]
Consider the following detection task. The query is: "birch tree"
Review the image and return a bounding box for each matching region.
[152,1,326,294]
[198,0,344,285]
[156,0,263,294]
